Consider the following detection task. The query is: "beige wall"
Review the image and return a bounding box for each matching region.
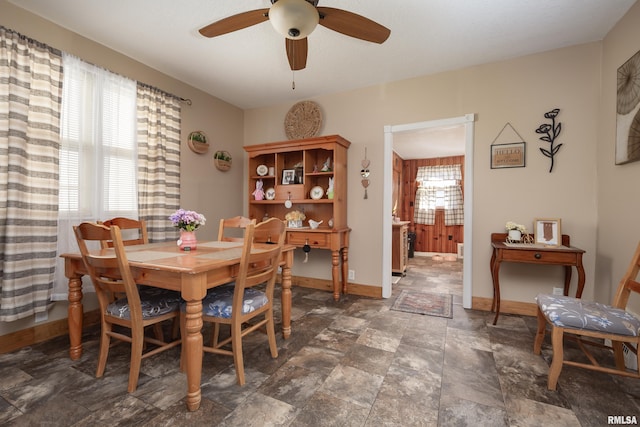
[245,42,602,304]
[2,0,640,339]
[598,1,640,313]
[0,1,245,337]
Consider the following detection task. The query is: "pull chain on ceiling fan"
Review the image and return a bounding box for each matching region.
[198,0,391,72]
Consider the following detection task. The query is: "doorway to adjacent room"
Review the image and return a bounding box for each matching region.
[382,114,475,308]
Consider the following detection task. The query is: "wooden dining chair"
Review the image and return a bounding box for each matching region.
[182,217,286,385]
[217,216,255,242]
[98,216,171,337]
[534,241,640,390]
[74,222,182,393]
[99,217,148,248]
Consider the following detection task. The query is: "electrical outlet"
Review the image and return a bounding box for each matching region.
[348,269,355,281]
[552,287,563,296]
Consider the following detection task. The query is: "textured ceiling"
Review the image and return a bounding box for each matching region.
[9,0,636,110]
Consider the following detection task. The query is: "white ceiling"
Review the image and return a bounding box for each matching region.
[393,125,467,159]
[9,0,636,111]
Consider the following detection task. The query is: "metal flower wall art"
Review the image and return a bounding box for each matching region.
[536,108,563,172]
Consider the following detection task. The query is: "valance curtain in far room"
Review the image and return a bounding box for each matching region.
[136,83,181,243]
[0,26,63,321]
[413,164,464,226]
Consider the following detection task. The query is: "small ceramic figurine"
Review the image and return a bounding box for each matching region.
[252,179,264,200]
[327,177,334,199]
[308,219,323,229]
[320,157,331,172]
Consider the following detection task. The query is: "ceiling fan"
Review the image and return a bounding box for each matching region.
[199,0,391,71]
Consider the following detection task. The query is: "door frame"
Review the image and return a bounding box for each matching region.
[382,114,475,308]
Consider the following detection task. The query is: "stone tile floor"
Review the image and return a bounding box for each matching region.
[1,255,639,426]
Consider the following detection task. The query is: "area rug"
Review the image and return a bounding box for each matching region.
[391,290,453,318]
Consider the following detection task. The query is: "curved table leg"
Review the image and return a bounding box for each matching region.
[575,260,586,299]
[490,250,497,313]
[563,266,573,296]
[491,258,502,325]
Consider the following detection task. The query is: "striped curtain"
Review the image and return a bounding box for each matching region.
[0,27,63,321]
[136,84,181,242]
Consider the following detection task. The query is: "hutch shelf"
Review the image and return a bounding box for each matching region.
[244,135,351,300]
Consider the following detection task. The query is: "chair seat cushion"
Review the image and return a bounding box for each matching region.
[537,293,640,336]
[202,284,268,319]
[107,288,181,320]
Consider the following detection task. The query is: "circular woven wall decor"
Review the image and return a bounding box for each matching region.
[284,101,322,140]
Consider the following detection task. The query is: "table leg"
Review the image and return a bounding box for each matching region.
[341,247,349,295]
[281,250,293,339]
[67,274,84,360]
[575,260,586,298]
[331,250,340,301]
[489,250,497,312]
[491,257,502,325]
[563,266,573,296]
[184,299,203,412]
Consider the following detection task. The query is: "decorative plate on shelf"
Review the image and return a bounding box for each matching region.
[310,185,324,200]
[284,101,322,140]
[265,187,276,200]
[256,164,268,176]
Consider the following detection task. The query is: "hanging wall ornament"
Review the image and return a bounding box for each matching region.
[361,147,370,199]
[535,108,563,173]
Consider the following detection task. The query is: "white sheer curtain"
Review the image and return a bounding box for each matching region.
[53,54,138,299]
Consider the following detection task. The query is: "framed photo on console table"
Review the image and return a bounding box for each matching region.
[534,218,561,246]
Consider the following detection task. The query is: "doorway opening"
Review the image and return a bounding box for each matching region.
[382,114,475,308]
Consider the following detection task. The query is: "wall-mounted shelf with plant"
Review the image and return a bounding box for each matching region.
[213,150,232,171]
[187,131,209,154]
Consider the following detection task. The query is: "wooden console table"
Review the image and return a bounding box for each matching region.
[490,233,585,325]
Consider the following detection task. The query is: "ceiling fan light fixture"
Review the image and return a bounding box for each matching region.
[269,0,319,40]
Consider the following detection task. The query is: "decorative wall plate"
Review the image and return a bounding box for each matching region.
[265,187,276,200]
[310,185,324,200]
[284,101,322,140]
[256,164,268,176]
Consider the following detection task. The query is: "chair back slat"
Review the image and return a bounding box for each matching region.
[99,217,148,248]
[218,216,255,242]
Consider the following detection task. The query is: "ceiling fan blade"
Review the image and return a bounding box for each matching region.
[199,9,270,38]
[317,7,390,44]
[286,38,308,71]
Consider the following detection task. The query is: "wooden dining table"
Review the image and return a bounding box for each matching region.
[61,240,295,412]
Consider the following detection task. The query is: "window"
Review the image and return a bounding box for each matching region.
[59,53,138,218]
[418,179,458,209]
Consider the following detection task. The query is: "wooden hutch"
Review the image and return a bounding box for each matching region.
[244,135,350,300]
